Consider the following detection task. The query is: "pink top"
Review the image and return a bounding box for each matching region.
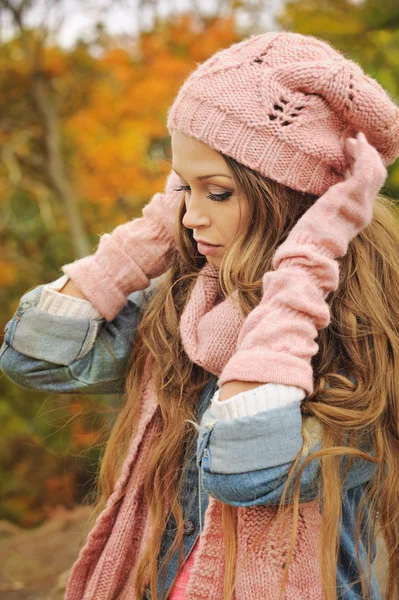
[169,538,200,599]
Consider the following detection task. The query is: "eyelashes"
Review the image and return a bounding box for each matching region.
[173,185,233,203]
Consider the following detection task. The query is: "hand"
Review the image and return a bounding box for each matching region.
[217,132,387,396]
[344,131,385,180]
[61,168,184,321]
[342,131,387,222]
[273,132,387,270]
[141,168,183,242]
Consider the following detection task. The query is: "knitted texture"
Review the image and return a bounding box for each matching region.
[60,169,182,321]
[59,31,399,322]
[38,275,103,319]
[179,264,243,376]
[184,499,323,600]
[166,31,399,195]
[218,132,388,395]
[64,134,387,600]
[64,357,159,600]
[63,261,324,599]
[210,382,305,420]
[61,30,398,600]
[171,499,323,600]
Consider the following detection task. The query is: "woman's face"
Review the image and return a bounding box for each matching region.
[171,130,248,268]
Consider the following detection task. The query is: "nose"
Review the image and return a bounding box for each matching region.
[182,193,211,230]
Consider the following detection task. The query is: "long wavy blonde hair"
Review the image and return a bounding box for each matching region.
[82,152,399,600]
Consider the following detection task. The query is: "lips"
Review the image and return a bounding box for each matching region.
[196,241,222,256]
[195,240,220,247]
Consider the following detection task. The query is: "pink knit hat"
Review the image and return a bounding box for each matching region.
[166,31,399,195]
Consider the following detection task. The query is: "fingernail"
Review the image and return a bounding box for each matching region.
[357,132,366,141]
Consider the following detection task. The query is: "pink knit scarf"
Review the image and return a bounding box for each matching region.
[64,261,323,600]
[179,262,244,376]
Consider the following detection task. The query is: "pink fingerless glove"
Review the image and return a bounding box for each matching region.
[217,132,388,396]
[61,170,183,321]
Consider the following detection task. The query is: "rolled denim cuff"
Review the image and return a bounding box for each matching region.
[7,307,100,366]
[197,401,303,475]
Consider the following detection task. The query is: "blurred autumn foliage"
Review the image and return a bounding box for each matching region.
[0,9,241,527]
[1,0,399,528]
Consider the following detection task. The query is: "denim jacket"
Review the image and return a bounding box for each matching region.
[0,280,380,599]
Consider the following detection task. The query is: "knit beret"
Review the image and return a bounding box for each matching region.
[166,31,399,195]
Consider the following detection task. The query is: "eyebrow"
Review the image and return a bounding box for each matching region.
[173,169,232,181]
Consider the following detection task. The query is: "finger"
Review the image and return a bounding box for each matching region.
[357,131,368,143]
[345,138,357,153]
[344,138,357,168]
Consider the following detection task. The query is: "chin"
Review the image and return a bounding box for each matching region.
[206,256,221,267]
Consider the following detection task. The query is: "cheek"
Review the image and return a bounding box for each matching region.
[216,210,241,242]
[229,204,244,234]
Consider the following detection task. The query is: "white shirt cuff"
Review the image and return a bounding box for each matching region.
[37,275,103,320]
[210,383,305,421]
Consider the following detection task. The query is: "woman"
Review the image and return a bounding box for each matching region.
[1,31,399,600]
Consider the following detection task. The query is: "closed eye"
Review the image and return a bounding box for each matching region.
[173,185,233,203]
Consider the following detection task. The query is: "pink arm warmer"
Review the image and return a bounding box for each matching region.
[217,132,388,396]
[61,170,183,321]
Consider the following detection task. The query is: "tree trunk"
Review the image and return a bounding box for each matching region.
[30,72,90,258]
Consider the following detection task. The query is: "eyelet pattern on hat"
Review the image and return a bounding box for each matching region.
[167,31,399,196]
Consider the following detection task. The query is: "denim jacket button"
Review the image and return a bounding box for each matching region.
[183,519,195,536]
